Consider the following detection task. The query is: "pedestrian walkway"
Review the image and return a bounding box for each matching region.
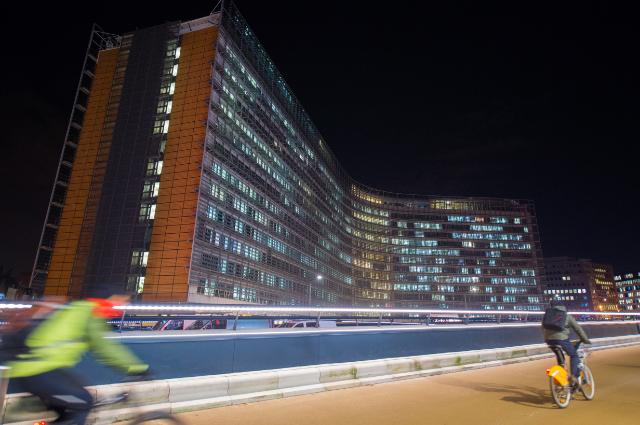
[178,345,640,425]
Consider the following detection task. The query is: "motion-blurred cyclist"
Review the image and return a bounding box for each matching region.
[4,295,148,424]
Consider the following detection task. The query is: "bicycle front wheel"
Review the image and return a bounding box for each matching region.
[129,411,185,425]
[549,376,571,408]
[579,365,595,400]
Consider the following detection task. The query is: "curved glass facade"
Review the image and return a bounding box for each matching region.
[186,3,544,310]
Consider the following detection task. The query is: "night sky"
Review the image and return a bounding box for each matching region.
[1,1,637,280]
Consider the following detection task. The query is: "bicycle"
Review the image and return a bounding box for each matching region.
[546,341,595,408]
[0,368,183,425]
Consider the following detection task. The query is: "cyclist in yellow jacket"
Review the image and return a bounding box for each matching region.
[6,296,148,424]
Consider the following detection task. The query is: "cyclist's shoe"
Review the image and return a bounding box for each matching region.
[569,375,580,393]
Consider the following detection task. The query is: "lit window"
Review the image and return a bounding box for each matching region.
[146,159,163,176]
[139,203,157,221]
[142,182,160,198]
[162,120,170,133]
[166,101,173,114]
[172,64,179,76]
[169,83,175,95]
[175,47,181,59]
[131,250,149,267]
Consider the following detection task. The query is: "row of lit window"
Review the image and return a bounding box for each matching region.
[452,232,524,241]
[544,288,587,294]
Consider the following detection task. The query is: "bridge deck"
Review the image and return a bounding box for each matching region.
[178,344,640,425]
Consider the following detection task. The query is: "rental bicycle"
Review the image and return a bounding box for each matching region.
[546,341,595,408]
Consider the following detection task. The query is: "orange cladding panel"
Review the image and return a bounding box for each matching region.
[144,27,218,302]
[44,48,120,296]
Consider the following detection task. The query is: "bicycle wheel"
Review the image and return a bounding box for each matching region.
[549,376,571,408]
[129,411,185,425]
[579,365,595,400]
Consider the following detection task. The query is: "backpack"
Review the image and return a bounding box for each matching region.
[0,306,55,364]
[542,307,567,331]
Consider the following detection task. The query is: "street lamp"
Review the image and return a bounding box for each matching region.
[310,275,322,305]
[465,286,479,310]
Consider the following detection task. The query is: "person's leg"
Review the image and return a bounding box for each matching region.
[556,339,579,379]
[546,340,566,367]
[16,369,92,424]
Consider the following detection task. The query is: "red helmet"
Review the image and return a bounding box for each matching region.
[87,298,122,318]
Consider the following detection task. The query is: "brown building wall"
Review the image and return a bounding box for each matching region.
[69,45,130,298]
[45,48,120,296]
[143,27,218,301]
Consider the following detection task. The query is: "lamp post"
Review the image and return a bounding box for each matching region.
[465,286,479,310]
[310,275,322,306]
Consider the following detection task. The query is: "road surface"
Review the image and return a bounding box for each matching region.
[178,344,640,425]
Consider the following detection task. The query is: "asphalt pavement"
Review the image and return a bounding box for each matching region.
[178,344,640,425]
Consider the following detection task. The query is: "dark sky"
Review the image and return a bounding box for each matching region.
[0,1,637,279]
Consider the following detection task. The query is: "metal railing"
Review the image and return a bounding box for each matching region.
[2,302,639,331]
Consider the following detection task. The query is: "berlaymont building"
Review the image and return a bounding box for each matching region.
[30,1,544,310]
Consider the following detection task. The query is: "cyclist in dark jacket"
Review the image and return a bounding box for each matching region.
[543,298,591,385]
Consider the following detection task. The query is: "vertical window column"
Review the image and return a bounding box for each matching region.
[128,38,181,295]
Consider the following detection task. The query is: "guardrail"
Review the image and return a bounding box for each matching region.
[3,302,639,331]
[109,304,640,331]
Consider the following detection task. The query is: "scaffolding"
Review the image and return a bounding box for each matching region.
[28,26,121,293]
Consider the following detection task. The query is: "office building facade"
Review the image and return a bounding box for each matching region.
[542,257,618,311]
[31,2,544,309]
[615,272,640,311]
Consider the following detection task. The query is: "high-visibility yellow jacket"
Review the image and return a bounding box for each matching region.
[7,300,148,378]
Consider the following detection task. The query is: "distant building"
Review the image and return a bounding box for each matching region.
[591,263,618,312]
[615,272,640,311]
[542,257,618,312]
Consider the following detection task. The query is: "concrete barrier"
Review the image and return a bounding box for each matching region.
[4,334,640,424]
[47,321,639,387]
